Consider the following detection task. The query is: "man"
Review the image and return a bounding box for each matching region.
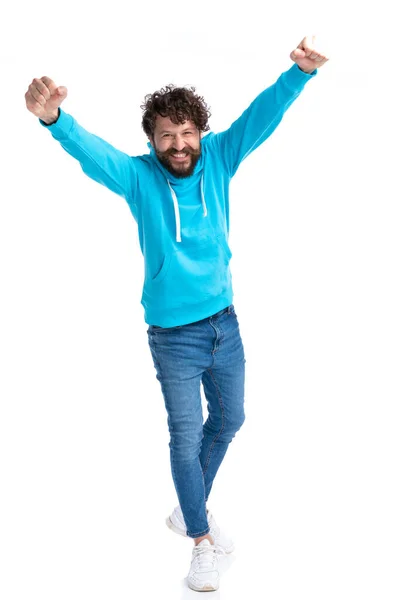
[25,35,328,592]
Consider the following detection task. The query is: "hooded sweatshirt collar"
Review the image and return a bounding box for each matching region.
[147,143,207,242]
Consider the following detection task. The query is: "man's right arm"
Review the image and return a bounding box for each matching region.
[25,77,138,212]
[39,107,138,207]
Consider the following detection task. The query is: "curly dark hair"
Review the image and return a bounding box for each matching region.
[141,84,211,137]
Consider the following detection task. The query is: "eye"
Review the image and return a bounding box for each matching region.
[184,131,193,135]
[162,133,172,138]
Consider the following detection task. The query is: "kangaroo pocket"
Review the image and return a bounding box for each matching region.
[142,234,232,310]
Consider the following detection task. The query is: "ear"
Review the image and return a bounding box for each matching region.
[148,135,155,148]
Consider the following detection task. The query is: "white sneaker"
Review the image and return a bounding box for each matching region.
[166,505,235,554]
[187,539,219,592]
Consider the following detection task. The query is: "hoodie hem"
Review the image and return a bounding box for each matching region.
[143,292,233,328]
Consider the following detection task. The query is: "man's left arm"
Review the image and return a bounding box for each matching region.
[212,36,329,177]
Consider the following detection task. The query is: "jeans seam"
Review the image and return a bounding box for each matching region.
[148,341,164,379]
[202,368,225,477]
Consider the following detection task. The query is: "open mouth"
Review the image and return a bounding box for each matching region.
[170,153,190,162]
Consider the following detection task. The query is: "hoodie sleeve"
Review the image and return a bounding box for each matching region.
[40,109,138,214]
[212,64,317,177]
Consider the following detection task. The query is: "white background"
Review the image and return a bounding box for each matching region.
[1,1,399,599]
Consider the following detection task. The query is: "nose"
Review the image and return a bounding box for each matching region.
[173,135,186,151]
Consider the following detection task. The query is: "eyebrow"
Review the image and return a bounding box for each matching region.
[159,127,196,134]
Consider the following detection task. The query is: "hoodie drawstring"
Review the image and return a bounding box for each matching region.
[167,181,182,243]
[200,176,208,218]
[167,176,207,243]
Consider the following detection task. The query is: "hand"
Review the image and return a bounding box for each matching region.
[290,36,329,73]
[25,77,68,122]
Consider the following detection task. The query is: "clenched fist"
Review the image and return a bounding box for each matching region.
[290,35,329,74]
[25,77,68,124]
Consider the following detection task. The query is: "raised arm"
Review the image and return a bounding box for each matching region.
[25,77,138,211]
[212,35,328,177]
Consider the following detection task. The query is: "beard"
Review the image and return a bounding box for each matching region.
[155,145,201,179]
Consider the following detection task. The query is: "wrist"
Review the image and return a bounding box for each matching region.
[298,65,316,75]
[40,108,60,125]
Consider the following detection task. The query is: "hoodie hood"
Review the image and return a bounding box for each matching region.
[147,142,207,242]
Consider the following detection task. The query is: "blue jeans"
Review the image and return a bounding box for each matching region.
[147,304,246,538]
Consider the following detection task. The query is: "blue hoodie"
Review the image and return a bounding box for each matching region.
[40,64,316,327]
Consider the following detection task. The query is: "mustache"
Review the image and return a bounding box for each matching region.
[163,146,201,157]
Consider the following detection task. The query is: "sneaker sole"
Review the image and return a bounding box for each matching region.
[188,580,219,592]
[165,516,187,537]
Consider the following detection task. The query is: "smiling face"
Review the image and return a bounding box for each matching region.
[150,115,201,178]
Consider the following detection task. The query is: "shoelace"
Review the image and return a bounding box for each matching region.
[192,545,217,572]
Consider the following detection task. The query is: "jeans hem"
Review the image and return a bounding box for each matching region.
[187,526,210,539]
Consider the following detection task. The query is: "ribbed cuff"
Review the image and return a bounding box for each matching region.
[39,108,74,139]
[283,63,318,91]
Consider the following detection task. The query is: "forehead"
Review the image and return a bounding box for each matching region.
[154,115,197,134]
